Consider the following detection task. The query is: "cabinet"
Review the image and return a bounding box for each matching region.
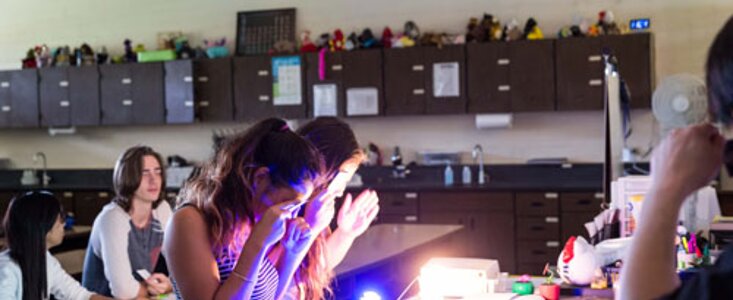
[100,63,165,125]
[515,192,561,275]
[164,60,195,124]
[195,58,234,122]
[0,69,39,128]
[39,66,100,127]
[74,190,111,225]
[233,55,306,121]
[374,191,420,224]
[467,40,555,113]
[560,192,604,242]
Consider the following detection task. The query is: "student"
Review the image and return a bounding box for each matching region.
[82,146,173,299]
[620,16,733,300]
[0,191,109,300]
[163,118,330,299]
[294,117,380,299]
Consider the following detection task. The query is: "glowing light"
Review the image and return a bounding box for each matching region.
[360,290,382,300]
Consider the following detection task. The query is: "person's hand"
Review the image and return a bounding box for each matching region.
[651,123,724,201]
[250,199,305,249]
[304,189,336,234]
[337,189,379,239]
[281,217,313,255]
[145,273,172,296]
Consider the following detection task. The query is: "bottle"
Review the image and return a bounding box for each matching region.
[444,163,454,186]
[462,166,472,185]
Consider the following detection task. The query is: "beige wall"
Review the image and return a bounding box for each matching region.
[0,0,729,168]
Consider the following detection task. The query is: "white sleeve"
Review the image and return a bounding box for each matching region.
[0,258,22,299]
[96,210,141,299]
[47,252,94,300]
[155,201,173,230]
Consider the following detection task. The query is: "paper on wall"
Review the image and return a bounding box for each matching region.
[433,62,460,98]
[313,84,338,117]
[272,56,302,105]
[346,87,379,116]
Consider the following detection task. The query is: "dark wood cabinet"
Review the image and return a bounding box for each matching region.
[515,192,561,274]
[74,190,111,226]
[164,60,195,124]
[39,66,100,127]
[305,51,342,117]
[0,69,39,128]
[100,63,164,125]
[468,40,554,113]
[556,33,653,110]
[234,55,306,122]
[424,46,467,114]
[194,58,233,122]
[560,192,603,242]
[384,47,427,115]
[374,191,419,224]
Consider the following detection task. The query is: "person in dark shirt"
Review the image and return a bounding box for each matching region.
[619,15,733,300]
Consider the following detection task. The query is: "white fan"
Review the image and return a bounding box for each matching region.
[652,74,709,137]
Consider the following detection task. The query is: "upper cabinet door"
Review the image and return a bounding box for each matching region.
[164,60,195,124]
[233,56,274,121]
[100,64,132,125]
[603,33,652,109]
[384,47,426,115]
[342,49,384,117]
[194,58,233,122]
[68,66,100,126]
[305,51,343,117]
[8,69,40,128]
[467,43,511,113]
[39,67,71,127]
[0,72,10,127]
[131,63,165,125]
[271,55,307,120]
[555,37,604,110]
[510,40,555,112]
[424,45,467,115]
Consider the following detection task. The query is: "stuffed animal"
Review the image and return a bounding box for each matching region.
[502,18,523,41]
[22,49,36,69]
[53,46,72,67]
[123,39,136,63]
[392,34,416,48]
[35,45,51,67]
[404,21,421,41]
[523,18,544,40]
[175,37,195,59]
[557,236,601,286]
[466,17,480,42]
[344,32,359,51]
[204,38,229,58]
[96,46,109,64]
[330,29,345,51]
[489,17,503,41]
[315,33,331,50]
[598,10,621,35]
[270,40,295,54]
[381,27,394,48]
[299,30,317,52]
[79,43,95,65]
[358,28,378,49]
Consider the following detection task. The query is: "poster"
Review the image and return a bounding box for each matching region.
[313,84,338,117]
[272,56,303,105]
[433,62,460,98]
[346,87,379,116]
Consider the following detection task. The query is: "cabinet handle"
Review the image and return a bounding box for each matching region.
[497,85,511,92]
[183,76,193,82]
[122,99,133,106]
[197,76,209,82]
[184,101,194,107]
[98,192,109,198]
[497,58,511,65]
[121,78,132,84]
[405,192,418,199]
[257,70,269,76]
[546,241,560,248]
[413,89,425,95]
[588,55,602,62]
[545,217,559,223]
[1,105,10,112]
[259,95,270,102]
[594,193,604,199]
[0,81,9,88]
[199,101,210,107]
[405,215,418,222]
[589,79,603,86]
[544,193,559,199]
[331,64,343,71]
[63,192,74,198]
[59,101,70,107]
[412,65,424,71]
[59,80,69,87]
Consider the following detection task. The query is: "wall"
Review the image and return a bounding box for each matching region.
[0,0,728,168]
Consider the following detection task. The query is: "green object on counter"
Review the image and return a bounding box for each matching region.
[512,281,534,295]
[137,50,176,62]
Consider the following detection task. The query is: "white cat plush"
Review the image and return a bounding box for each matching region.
[557,236,601,285]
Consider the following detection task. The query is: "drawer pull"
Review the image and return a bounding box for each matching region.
[197,76,209,82]
[545,217,559,223]
[121,78,132,84]
[331,64,343,71]
[405,192,418,199]
[497,58,510,65]
[413,89,425,95]
[122,99,133,106]
[589,79,603,86]
[544,193,559,199]
[59,80,69,87]
[588,55,602,62]
[412,65,424,71]
[98,192,109,198]
[63,192,74,198]
[183,76,193,82]
[199,101,210,107]
[405,215,418,222]
[546,241,560,248]
[259,95,270,102]
[0,81,9,88]
[497,85,511,92]
[59,101,70,107]
[257,70,269,76]
[594,193,604,199]
[1,105,10,112]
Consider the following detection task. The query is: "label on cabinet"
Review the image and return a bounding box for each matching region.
[346,87,379,116]
[497,58,511,65]
[257,70,269,76]
[589,79,603,86]
[121,78,132,85]
[413,89,425,95]
[497,85,511,92]
[59,101,70,107]
[331,64,343,71]
[412,65,425,71]
[197,76,209,83]
[122,99,133,106]
[199,101,210,107]
[433,62,460,98]
[313,84,338,117]
[59,81,69,87]
[258,95,270,102]
[588,55,603,62]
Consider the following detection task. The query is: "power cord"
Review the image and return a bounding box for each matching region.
[396,275,420,300]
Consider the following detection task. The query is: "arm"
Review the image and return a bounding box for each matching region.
[619,124,724,300]
[95,210,147,299]
[276,218,317,300]
[0,257,22,299]
[47,252,109,300]
[325,190,379,269]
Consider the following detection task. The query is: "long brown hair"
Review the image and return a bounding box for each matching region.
[179,118,325,282]
[297,117,365,299]
[112,145,166,211]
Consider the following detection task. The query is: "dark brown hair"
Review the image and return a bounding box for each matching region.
[297,117,365,181]
[707,16,733,124]
[112,145,166,211]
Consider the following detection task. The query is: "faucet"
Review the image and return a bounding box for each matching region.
[472,144,486,185]
[33,152,50,186]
